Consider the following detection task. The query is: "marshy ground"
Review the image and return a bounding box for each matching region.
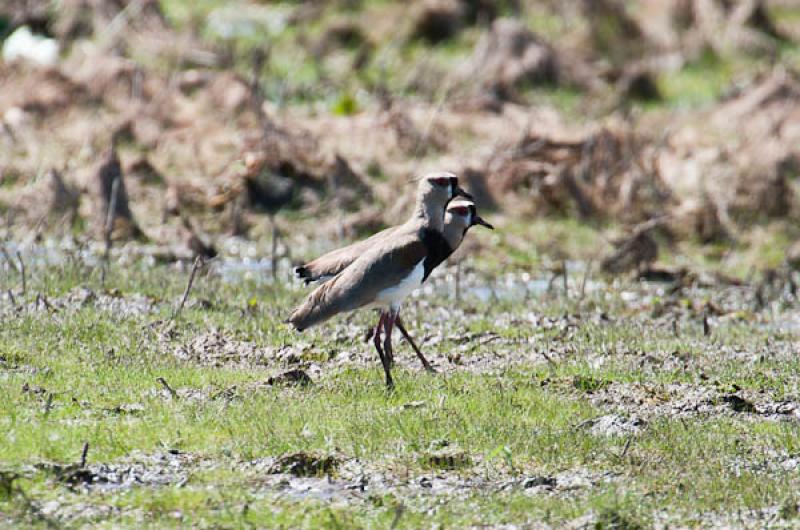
[1,231,800,528]
[3,0,800,527]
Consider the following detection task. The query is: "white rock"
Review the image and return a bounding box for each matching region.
[2,26,60,66]
[4,107,27,128]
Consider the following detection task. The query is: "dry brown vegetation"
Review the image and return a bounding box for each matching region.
[0,0,799,269]
[3,3,800,527]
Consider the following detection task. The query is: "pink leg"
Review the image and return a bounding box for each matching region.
[374,312,393,389]
[396,316,436,373]
[382,311,396,388]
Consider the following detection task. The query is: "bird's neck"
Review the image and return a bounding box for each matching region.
[411,197,445,232]
[442,223,465,250]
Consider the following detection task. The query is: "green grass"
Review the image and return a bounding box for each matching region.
[527,86,584,117]
[156,0,800,118]
[1,245,799,527]
[657,49,737,110]
[4,0,800,524]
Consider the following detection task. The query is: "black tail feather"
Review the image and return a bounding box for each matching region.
[295,265,322,285]
[284,316,305,332]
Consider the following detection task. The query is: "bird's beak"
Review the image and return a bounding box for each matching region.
[454,185,473,200]
[472,215,494,229]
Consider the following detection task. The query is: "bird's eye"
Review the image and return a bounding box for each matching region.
[450,206,469,216]
[431,177,450,186]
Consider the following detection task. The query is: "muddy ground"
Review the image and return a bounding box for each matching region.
[2,0,800,528]
[0,248,799,527]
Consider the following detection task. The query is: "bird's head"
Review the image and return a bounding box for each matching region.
[445,199,494,237]
[416,172,472,207]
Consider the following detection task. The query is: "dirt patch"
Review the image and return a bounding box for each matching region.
[171,329,294,368]
[25,448,619,510]
[579,413,647,438]
[584,381,800,423]
[244,454,619,504]
[265,369,313,387]
[1,279,161,320]
[30,450,210,493]
[656,504,789,529]
[419,442,473,470]
[729,448,800,477]
[0,65,89,115]
[173,329,263,366]
[67,287,158,316]
[267,452,340,478]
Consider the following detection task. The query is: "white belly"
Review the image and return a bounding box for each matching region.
[373,260,424,311]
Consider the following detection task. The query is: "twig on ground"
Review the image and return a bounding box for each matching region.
[390,503,405,530]
[7,289,17,309]
[573,417,596,431]
[1,246,19,274]
[101,176,121,287]
[454,260,461,305]
[579,259,592,301]
[157,377,179,399]
[546,270,558,294]
[270,217,279,281]
[43,393,54,416]
[16,251,26,295]
[620,436,633,459]
[172,256,204,321]
[36,293,55,312]
[562,260,568,298]
[79,442,89,468]
[539,349,556,365]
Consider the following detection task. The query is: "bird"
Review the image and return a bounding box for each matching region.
[380,197,493,370]
[332,197,494,371]
[293,197,493,286]
[297,197,494,371]
[294,212,402,285]
[287,172,471,388]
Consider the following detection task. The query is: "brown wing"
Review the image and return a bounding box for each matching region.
[288,235,427,331]
[295,226,400,283]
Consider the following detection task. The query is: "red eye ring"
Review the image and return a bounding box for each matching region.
[431,177,450,186]
[449,206,469,216]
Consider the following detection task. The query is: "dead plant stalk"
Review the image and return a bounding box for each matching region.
[101,176,121,287]
[15,252,26,294]
[172,256,204,321]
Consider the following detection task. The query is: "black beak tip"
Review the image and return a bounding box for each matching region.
[455,186,473,200]
[474,216,494,230]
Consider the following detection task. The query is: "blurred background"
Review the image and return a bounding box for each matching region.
[1,0,799,279]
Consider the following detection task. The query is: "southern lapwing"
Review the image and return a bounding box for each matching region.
[294,211,403,285]
[295,197,494,372]
[287,172,471,388]
[293,200,492,286]
[385,197,493,369]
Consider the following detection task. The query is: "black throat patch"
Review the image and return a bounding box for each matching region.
[421,228,454,282]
